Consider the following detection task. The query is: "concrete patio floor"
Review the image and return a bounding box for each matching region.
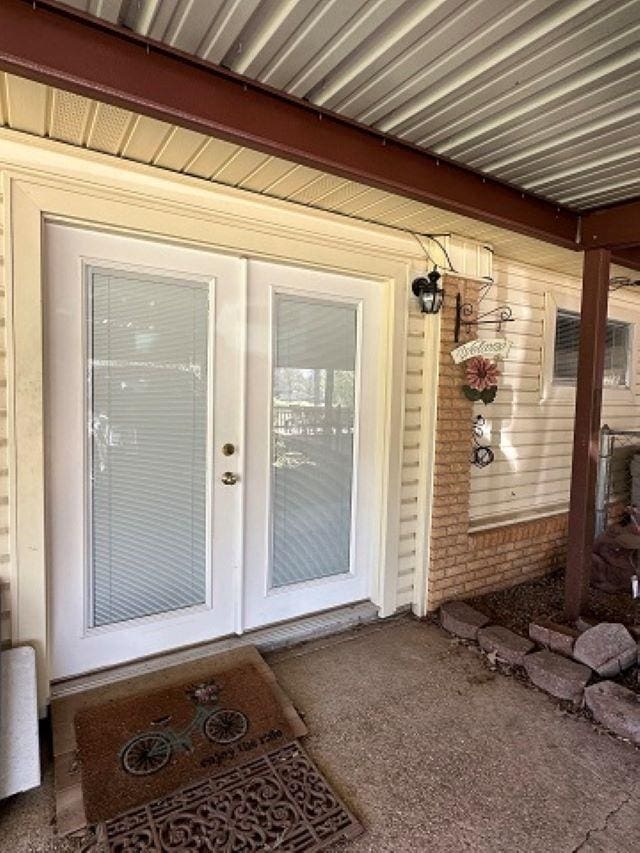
[1,615,638,852]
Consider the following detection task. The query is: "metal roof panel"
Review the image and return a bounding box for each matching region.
[19,0,640,210]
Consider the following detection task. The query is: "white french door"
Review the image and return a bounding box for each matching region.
[46,225,244,679]
[243,261,383,629]
[45,225,384,679]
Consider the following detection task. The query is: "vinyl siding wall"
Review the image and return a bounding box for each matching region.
[0,164,450,644]
[0,191,10,647]
[9,136,620,640]
[428,275,568,609]
[470,257,640,526]
[396,301,428,608]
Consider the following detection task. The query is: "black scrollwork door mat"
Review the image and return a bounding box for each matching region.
[91,741,363,852]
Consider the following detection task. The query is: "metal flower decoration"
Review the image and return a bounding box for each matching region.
[462,356,500,404]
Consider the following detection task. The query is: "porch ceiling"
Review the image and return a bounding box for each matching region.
[0,70,636,282]
[61,0,640,212]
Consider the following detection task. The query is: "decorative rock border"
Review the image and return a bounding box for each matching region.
[524,650,590,704]
[584,681,640,743]
[439,600,489,640]
[477,625,534,667]
[573,623,637,677]
[528,621,577,657]
[438,601,640,745]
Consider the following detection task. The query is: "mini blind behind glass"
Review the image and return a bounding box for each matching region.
[271,295,357,589]
[88,268,209,627]
[554,309,630,387]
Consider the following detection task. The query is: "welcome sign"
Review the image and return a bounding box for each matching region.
[451,338,511,364]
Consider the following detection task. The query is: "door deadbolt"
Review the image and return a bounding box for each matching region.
[222,443,236,456]
[221,471,239,485]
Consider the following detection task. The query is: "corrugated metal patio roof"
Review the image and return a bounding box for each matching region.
[1,67,636,281]
[63,0,640,211]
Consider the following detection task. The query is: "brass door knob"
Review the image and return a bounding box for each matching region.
[221,471,238,485]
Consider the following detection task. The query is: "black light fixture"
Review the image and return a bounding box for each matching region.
[411,267,444,314]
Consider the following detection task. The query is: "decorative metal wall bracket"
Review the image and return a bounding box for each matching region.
[454,279,514,343]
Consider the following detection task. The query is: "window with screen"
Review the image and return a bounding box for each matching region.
[553,309,630,387]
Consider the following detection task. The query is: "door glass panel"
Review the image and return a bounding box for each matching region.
[271,295,357,588]
[88,268,209,627]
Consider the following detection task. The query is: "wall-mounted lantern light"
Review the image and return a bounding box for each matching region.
[411,267,444,314]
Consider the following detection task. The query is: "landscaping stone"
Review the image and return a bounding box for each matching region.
[584,681,640,745]
[572,622,638,677]
[529,620,578,657]
[575,617,596,634]
[477,625,534,666]
[439,601,489,640]
[524,650,591,703]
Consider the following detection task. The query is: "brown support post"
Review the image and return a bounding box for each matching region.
[565,248,611,621]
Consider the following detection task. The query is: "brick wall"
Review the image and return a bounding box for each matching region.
[427,276,568,609]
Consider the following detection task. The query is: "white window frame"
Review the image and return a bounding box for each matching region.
[542,290,637,404]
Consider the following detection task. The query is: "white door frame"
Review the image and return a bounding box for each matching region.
[1,132,433,708]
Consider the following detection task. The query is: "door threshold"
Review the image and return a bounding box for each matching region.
[50,601,379,699]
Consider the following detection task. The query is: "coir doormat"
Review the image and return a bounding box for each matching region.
[75,661,298,823]
[90,742,363,853]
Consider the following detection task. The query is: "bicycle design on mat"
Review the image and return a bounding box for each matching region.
[120,680,249,776]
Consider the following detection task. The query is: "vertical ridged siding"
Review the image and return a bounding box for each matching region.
[396,301,427,608]
[0,189,10,647]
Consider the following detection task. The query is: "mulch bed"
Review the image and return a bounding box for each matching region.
[469,569,640,636]
[467,570,640,697]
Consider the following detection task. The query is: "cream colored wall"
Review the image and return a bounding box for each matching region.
[396,299,439,609]
[470,257,640,525]
[397,303,427,608]
[0,190,9,648]
[0,133,433,702]
[0,131,493,703]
